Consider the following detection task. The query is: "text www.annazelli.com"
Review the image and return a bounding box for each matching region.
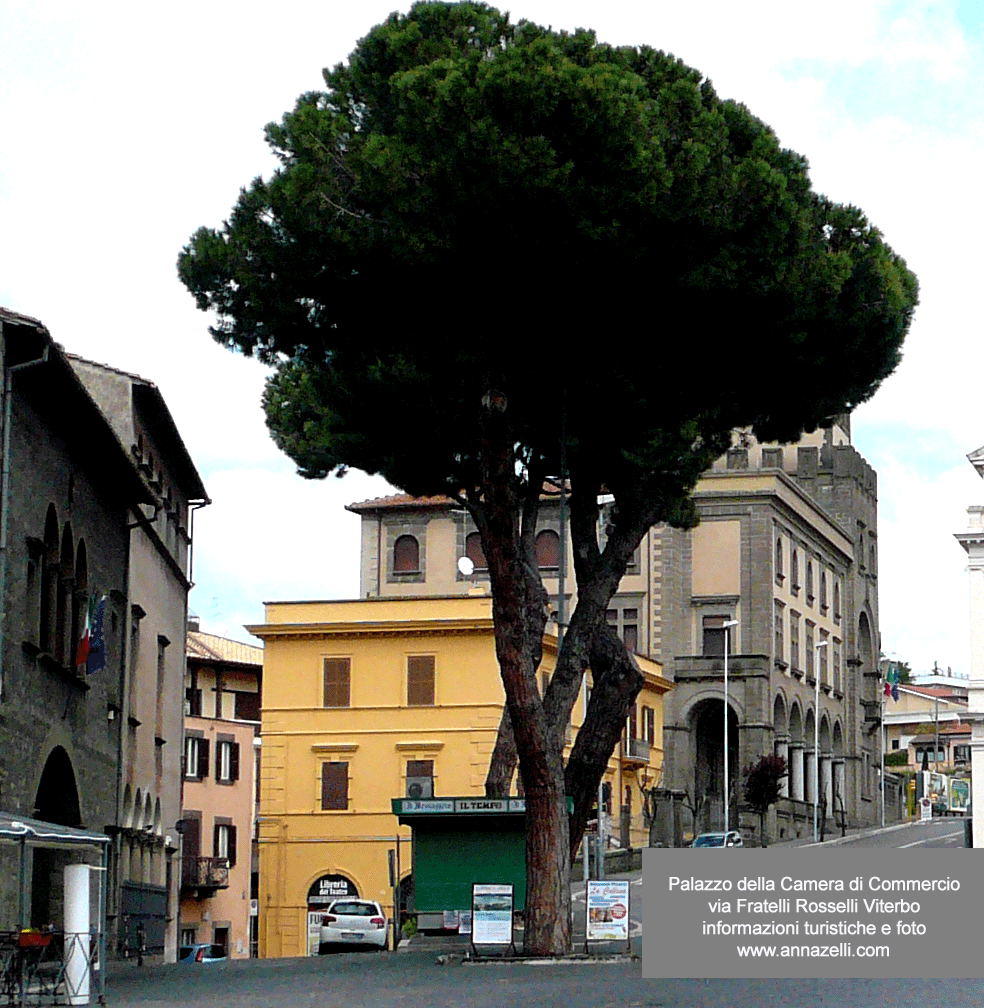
[736,945,890,958]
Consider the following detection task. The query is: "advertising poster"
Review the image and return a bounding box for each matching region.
[471,884,514,944]
[586,880,630,941]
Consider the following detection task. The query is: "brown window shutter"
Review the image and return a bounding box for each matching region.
[230,742,240,782]
[628,707,637,739]
[534,530,559,568]
[464,532,486,569]
[407,655,435,706]
[197,738,210,780]
[393,535,419,572]
[323,658,351,707]
[227,825,237,867]
[406,760,433,778]
[213,822,221,858]
[645,706,655,744]
[321,762,348,810]
[182,814,200,859]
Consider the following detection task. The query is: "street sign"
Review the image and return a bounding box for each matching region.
[586,880,630,942]
[919,796,932,823]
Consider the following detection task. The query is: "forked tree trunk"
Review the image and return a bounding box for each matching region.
[477,386,570,955]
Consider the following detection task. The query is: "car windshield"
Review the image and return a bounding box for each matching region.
[693,835,725,847]
[330,902,376,916]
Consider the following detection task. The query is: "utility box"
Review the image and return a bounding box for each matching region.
[392,797,527,930]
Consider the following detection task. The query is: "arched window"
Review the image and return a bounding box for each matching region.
[55,521,74,665]
[775,538,784,583]
[834,582,841,622]
[464,532,487,570]
[393,535,420,573]
[820,572,828,612]
[39,504,59,653]
[72,540,88,672]
[791,550,799,595]
[806,561,814,605]
[534,530,560,568]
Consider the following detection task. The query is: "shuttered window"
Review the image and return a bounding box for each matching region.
[465,532,487,570]
[644,706,655,744]
[216,739,240,783]
[213,822,237,866]
[534,530,559,568]
[407,655,435,706]
[321,762,349,810]
[323,658,351,708]
[393,535,420,572]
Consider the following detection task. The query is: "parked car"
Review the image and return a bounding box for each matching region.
[691,831,744,848]
[319,899,389,952]
[178,944,227,964]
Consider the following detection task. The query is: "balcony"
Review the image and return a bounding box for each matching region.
[621,737,651,767]
[180,857,229,898]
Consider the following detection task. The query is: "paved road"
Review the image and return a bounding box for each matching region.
[792,817,968,849]
[106,951,984,1008]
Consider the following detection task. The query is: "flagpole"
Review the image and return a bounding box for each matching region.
[880,664,886,830]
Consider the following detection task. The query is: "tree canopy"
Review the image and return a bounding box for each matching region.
[178,1,918,955]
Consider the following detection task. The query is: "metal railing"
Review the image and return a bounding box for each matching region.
[0,930,100,1007]
[623,737,651,762]
[180,856,229,891]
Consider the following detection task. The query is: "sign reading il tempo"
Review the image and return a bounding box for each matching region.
[587,880,630,941]
[471,884,514,945]
[394,797,526,814]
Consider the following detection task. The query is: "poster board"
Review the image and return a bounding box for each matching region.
[586,880,630,942]
[471,884,514,945]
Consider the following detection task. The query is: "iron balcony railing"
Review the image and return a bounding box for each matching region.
[623,737,651,763]
[180,857,229,893]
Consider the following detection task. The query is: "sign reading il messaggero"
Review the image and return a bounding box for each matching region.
[587,880,630,941]
[472,884,514,945]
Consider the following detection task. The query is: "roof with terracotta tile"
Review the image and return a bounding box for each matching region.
[345,493,460,513]
[899,685,967,702]
[187,630,263,667]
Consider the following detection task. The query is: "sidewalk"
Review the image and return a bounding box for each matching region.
[771,816,930,847]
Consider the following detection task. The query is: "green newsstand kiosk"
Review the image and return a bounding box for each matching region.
[392,797,527,932]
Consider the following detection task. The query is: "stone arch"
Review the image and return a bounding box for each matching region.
[819,714,832,752]
[832,721,845,757]
[122,783,133,828]
[772,693,788,736]
[788,702,803,743]
[688,695,740,834]
[153,797,162,835]
[143,793,154,830]
[858,610,876,702]
[34,746,81,827]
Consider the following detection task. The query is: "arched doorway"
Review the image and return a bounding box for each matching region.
[32,746,82,926]
[691,698,739,833]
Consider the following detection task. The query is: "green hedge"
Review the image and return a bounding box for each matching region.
[885,750,910,767]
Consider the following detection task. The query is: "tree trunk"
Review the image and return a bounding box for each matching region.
[477,386,570,956]
[485,709,517,798]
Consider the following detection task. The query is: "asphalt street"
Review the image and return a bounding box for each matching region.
[105,948,984,1008]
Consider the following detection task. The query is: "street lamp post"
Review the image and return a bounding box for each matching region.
[814,640,829,843]
[722,619,739,838]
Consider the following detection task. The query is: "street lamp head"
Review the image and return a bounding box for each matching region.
[816,640,829,649]
[723,619,739,628]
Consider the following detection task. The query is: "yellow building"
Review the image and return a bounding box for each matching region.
[248,595,668,958]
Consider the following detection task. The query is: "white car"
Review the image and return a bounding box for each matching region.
[319,899,389,952]
[691,831,744,847]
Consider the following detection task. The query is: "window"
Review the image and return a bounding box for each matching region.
[323,658,351,708]
[774,602,785,665]
[321,762,349,810]
[216,739,240,784]
[626,706,638,740]
[406,760,434,798]
[775,537,784,584]
[834,582,842,623]
[820,572,828,613]
[184,735,209,780]
[789,612,800,672]
[819,631,829,684]
[407,655,435,706]
[833,639,842,692]
[464,532,486,570]
[915,747,944,764]
[534,530,560,568]
[607,608,639,653]
[805,623,815,676]
[806,561,814,606]
[213,822,237,866]
[643,706,655,745]
[233,690,260,721]
[791,550,800,596]
[393,535,419,573]
[954,745,970,762]
[185,686,202,717]
[891,739,900,750]
[702,616,733,657]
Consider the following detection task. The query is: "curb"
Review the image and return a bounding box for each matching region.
[792,819,927,847]
[437,953,638,966]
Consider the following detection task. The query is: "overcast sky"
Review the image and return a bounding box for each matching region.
[2,0,981,672]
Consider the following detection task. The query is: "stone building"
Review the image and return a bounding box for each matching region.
[656,422,883,842]
[0,307,206,962]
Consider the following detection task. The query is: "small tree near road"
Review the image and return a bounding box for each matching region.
[742,755,788,847]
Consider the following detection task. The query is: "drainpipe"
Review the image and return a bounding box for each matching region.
[0,325,50,699]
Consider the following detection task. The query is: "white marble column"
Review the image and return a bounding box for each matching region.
[790,744,804,802]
